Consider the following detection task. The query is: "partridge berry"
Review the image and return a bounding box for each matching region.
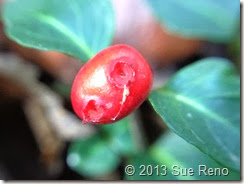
[71,44,153,124]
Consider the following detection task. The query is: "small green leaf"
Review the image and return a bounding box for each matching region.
[101,117,139,156]
[3,0,114,61]
[146,0,240,42]
[125,132,240,180]
[67,134,120,177]
[149,58,240,171]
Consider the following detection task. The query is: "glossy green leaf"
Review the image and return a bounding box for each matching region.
[125,132,240,180]
[149,58,240,171]
[3,0,114,61]
[146,0,240,42]
[101,117,139,156]
[67,134,120,177]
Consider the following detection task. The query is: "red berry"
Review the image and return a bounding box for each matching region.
[71,44,153,124]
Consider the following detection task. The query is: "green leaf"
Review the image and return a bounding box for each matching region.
[67,134,120,178]
[3,0,114,61]
[146,0,240,42]
[149,58,240,171]
[100,117,139,156]
[67,117,141,177]
[125,132,240,180]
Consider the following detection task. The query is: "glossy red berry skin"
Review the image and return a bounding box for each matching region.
[71,44,153,124]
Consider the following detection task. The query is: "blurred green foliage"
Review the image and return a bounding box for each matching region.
[67,116,140,177]
[67,134,120,177]
[126,132,240,180]
[146,0,240,42]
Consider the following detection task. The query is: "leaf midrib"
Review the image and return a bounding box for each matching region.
[150,90,237,130]
[34,12,94,60]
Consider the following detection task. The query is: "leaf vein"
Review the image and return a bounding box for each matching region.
[158,90,234,127]
[34,12,94,60]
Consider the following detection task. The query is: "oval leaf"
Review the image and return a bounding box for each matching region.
[149,58,240,171]
[125,132,240,180]
[146,0,240,42]
[3,0,114,61]
[67,134,120,177]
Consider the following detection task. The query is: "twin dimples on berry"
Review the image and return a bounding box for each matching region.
[71,44,153,124]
